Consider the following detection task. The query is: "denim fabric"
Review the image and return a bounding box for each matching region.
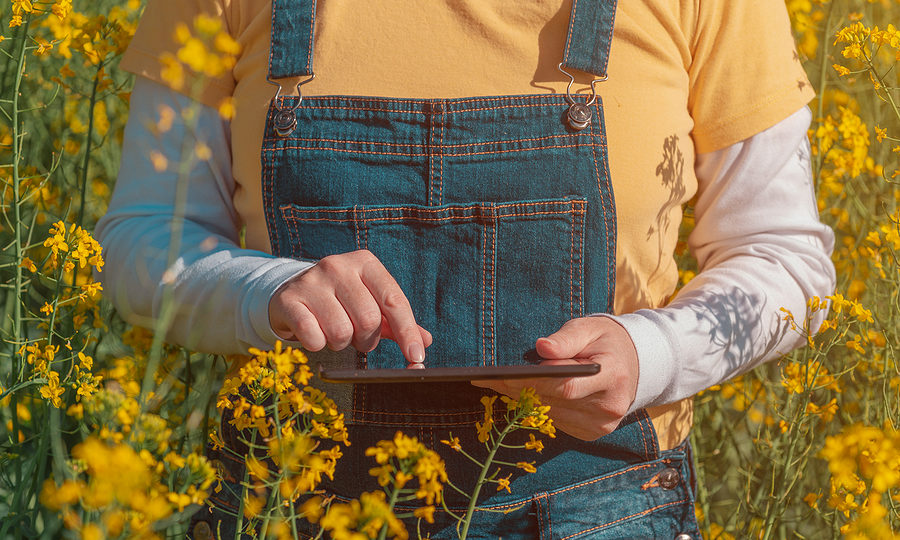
[189,418,703,539]
[186,0,703,537]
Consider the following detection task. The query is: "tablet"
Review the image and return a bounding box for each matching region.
[317,363,601,383]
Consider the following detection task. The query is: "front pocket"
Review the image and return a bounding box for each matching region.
[279,197,586,369]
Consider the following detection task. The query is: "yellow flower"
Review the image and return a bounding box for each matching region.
[525,433,544,453]
[440,436,461,452]
[805,398,838,422]
[516,461,537,473]
[18,257,37,273]
[803,492,819,509]
[849,302,873,323]
[40,371,64,407]
[414,505,436,524]
[495,474,512,493]
[833,63,851,76]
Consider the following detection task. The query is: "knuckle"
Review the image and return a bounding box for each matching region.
[328,321,354,344]
[382,291,409,310]
[357,309,383,332]
[316,255,339,273]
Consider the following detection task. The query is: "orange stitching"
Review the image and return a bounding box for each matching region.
[284,101,582,115]
[489,216,497,366]
[560,498,689,540]
[345,417,484,427]
[638,415,650,458]
[569,208,575,320]
[437,108,444,205]
[273,133,585,149]
[563,0,578,65]
[306,0,314,74]
[269,145,427,157]
[548,493,553,540]
[294,94,561,106]
[587,105,613,308]
[428,109,435,205]
[577,210,585,316]
[347,408,481,417]
[282,210,583,224]
[266,0,277,79]
[596,102,616,308]
[550,461,659,496]
[264,142,605,158]
[281,200,584,214]
[535,495,544,539]
[481,225,487,367]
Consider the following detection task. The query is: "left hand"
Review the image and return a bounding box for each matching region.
[472,316,640,441]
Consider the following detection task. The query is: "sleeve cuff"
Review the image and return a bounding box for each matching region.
[244,258,316,350]
[591,311,679,415]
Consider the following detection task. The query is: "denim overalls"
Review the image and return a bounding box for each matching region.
[189,1,703,538]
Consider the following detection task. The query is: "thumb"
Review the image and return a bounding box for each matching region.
[536,319,598,359]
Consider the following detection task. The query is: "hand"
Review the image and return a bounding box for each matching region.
[268,249,432,364]
[472,316,639,441]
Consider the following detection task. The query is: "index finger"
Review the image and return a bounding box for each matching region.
[359,260,426,364]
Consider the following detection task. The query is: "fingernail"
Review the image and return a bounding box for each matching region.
[407,362,425,370]
[408,342,425,364]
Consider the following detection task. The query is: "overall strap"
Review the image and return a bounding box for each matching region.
[266,0,618,81]
[268,0,316,80]
[560,0,618,78]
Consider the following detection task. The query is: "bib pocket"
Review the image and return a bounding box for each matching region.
[278,197,586,369]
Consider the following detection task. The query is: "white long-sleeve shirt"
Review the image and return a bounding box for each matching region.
[95,77,835,413]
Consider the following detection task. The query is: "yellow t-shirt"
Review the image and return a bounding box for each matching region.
[120,0,813,448]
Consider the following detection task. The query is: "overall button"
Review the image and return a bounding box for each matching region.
[566,102,592,130]
[658,467,681,489]
[674,534,693,540]
[273,109,297,137]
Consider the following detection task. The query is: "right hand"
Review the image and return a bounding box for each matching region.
[268,249,432,364]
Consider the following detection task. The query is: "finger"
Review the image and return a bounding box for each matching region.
[380,319,433,348]
[334,279,383,353]
[282,302,327,352]
[359,264,425,363]
[307,297,355,352]
[536,318,603,360]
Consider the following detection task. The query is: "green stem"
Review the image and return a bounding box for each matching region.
[377,483,402,540]
[75,63,103,230]
[6,18,31,527]
[233,429,259,540]
[813,1,835,188]
[10,18,30,382]
[459,420,517,540]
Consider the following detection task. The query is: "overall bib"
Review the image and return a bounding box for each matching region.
[190,1,702,538]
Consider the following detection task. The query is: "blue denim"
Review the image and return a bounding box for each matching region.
[188,0,703,537]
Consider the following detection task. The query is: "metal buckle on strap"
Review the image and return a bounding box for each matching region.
[558,63,607,131]
[267,74,316,137]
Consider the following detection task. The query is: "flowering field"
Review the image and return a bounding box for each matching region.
[0,0,898,538]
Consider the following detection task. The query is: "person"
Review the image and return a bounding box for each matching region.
[97,0,836,537]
